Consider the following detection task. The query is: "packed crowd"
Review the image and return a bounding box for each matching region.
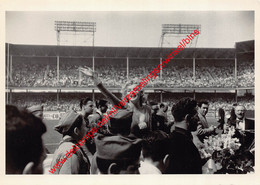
[8,60,254,88]
[11,92,255,113]
[6,67,254,175]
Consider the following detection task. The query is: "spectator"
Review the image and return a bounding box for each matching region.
[90,109,134,174]
[50,111,91,174]
[167,98,202,174]
[95,134,142,174]
[6,105,47,174]
[79,98,94,121]
[195,101,215,142]
[27,105,44,119]
[139,130,170,174]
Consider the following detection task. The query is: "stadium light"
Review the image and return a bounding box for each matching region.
[162,24,201,35]
[54,21,96,46]
[54,21,96,32]
[160,24,201,48]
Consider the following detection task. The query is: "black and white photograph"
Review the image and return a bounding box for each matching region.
[1,1,260,185]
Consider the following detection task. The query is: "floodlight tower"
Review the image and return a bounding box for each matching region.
[159,24,201,48]
[54,21,96,87]
[54,21,96,46]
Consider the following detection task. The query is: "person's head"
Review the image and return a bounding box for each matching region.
[80,98,94,116]
[171,98,198,131]
[149,102,159,114]
[107,109,133,136]
[159,103,165,111]
[96,99,108,114]
[142,131,170,173]
[121,82,148,107]
[54,110,89,141]
[235,105,246,120]
[6,105,47,174]
[159,103,168,113]
[27,105,44,119]
[95,134,142,174]
[197,101,209,117]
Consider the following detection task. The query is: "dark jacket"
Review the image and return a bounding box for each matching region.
[167,127,202,174]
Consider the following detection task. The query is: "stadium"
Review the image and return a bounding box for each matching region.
[5,40,255,152]
[5,12,255,175]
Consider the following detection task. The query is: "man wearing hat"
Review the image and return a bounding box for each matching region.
[90,109,134,174]
[50,110,91,174]
[106,109,133,136]
[27,105,44,119]
[95,133,142,174]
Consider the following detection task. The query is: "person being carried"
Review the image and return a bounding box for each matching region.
[79,67,152,137]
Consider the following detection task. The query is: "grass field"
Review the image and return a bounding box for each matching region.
[42,119,62,154]
[42,117,219,154]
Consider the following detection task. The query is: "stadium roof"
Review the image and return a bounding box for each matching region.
[7,43,238,59]
[236,40,254,54]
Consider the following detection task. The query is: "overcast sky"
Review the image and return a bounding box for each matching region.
[6,11,254,48]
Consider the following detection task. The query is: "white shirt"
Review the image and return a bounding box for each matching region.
[236,118,245,131]
[139,160,162,174]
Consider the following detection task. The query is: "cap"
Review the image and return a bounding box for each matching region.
[27,105,43,114]
[95,134,142,161]
[54,110,82,134]
[107,109,133,132]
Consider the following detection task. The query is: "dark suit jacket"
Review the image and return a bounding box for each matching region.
[167,127,202,174]
[228,117,254,150]
[228,117,254,131]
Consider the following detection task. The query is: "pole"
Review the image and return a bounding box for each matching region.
[127,57,129,80]
[160,57,162,79]
[10,89,12,104]
[193,55,195,81]
[6,44,9,104]
[92,89,95,103]
[235,89,238,103]
[57,31,60,46]
[92,56,95,72]
[10,55,13,83]
[235,54,237,87]
[57,89,59,107]
[57,56,59,85]
[92,26,95,72]
[214,90,217,118]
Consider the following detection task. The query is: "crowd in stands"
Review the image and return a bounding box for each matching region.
[8,60,254,88]
[237,62,254,87]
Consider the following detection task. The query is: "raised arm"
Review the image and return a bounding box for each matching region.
[79,67,121,106]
